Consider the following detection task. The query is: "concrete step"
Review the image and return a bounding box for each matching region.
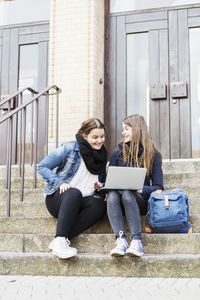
[162,159,200,174]
[0,215,199,235]
[0,160,199,178]
[0,177,45,189]
[0,160,199,188]
[0,201,47,217]
[1,174,199,189]
[165,183,200,198]
[0,252,200,277]
[0,233,200,255]
[0,196,200,217]
[0,165,36,178]
[0,188,45,203]
[0,183,199,204]
[164,172,200,184]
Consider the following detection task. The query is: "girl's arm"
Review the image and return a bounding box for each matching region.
[142,153,164,198]
[109,149,118,166]
[37,145,66,188]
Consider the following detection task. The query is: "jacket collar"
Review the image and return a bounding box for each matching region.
[74,140,80,152]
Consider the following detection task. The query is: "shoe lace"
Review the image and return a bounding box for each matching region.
[116,231,127,248]
[59,237,70,250]
[65,238,71,248]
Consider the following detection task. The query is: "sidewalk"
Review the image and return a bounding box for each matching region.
[0,276,200,300]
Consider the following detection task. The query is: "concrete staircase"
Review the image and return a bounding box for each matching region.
[0,160,200,277]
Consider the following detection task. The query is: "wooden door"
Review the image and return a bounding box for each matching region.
[0,22,49,164]
[105,7,200,159]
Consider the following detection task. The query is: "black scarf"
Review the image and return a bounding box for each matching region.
[76,133,107,175]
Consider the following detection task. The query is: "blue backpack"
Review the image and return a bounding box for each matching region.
[147,189,191,233]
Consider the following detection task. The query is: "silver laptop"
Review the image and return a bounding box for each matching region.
[101,166,147,190]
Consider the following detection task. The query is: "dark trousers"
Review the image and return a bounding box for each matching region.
[46,188,106,240]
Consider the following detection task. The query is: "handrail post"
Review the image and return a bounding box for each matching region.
[7,116,13,217]
[34,99,39,188]
[18,92,23,177]
[20,107,26,202]
[6,101,11,189]
[30,93,34,166]
[45,92,49,156]
[56,89,59,148]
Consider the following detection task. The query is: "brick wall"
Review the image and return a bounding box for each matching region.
[48,0,105,149]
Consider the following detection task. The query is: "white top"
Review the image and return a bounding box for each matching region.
[69,157,98,197]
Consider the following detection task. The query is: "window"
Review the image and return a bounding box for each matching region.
[0,0,49,26]
[110,0,200,13]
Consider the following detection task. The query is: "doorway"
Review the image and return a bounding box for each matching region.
[105,5,200,159]
[0,21,49,164]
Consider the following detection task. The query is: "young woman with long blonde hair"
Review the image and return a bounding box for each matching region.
[107,114,163,257]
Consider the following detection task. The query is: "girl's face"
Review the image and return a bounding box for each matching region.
[83,128,105,150]
[122,123,132,143]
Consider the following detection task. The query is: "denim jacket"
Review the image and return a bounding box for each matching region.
[37,140,106,195]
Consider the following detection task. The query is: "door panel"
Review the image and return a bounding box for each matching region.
[126,20,168,32]
[116,16,126,143]
[104,16,117,155]
[127,32,149,121]
[149,29,170,158]
[168,10,191,158]
[37,41,49,162]
[178,10,191,158]
[0,29,12,164]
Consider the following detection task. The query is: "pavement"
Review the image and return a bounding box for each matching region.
[0,276,200,300]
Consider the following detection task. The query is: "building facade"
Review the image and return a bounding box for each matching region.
[0,0,200,163]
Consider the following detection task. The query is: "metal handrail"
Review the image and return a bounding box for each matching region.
[0,84,61,216]
[0,87,39,182]
[0,87,38,108]
[0,85,61,124]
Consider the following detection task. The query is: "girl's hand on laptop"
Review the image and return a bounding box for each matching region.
[93,181,103,190]
[137,189,142,194]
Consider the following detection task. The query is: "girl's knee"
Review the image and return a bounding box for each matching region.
[107,191,120,205]
[61,187,82,205]
[121,190,136,204]
[68,187,82,197]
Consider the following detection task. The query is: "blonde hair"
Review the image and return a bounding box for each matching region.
[122,114,162,174]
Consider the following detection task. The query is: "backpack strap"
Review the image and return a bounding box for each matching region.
[165,195,169,209]
[155,190,169,209]
[155,189,162,194]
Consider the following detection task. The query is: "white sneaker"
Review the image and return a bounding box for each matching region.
[50,237,77,259]
[48,239,56,251]
[48,237,77,252]
[126,239,144,257]
[110,231,128,257]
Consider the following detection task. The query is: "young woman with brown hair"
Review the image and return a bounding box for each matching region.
[107,114,163,257]
[38,118,107,259]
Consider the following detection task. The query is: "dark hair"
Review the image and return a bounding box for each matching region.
[78,118,105,136]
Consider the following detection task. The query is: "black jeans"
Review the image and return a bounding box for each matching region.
[107,190,147,240]
[46,188,106,240]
